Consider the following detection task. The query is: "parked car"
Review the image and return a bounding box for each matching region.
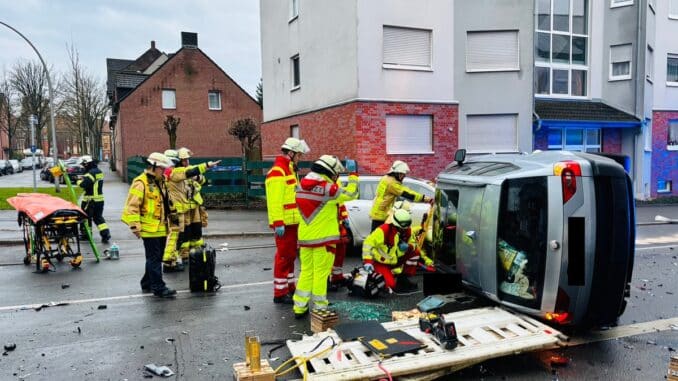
[9,160,22,173]
[433,150,634,328]
[61,162,85,184]
[20,157,42,170]
[0,160,10,175]
[339,174,435,249]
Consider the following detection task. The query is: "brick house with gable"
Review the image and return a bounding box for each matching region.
[107,32,262,178]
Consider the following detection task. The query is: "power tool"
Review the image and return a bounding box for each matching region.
[419,312,458,350]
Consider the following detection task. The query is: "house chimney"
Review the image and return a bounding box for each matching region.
[181,32,198,49]
[151,40,156,49]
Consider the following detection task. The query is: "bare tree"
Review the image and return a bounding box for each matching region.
[10,60,55,152]
[63,45,107,156]
[228,117,260,160]
[0,74,20,158]
[163,115,181,149]
[256,78,263,107]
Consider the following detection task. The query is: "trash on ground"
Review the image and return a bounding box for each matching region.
[144,364,174,377]
[244,305,251,311]
[34,302,69,311]
[4,343,16,351]
[97,305,107,310]
[61,284,70,289]
[165,338,175,343]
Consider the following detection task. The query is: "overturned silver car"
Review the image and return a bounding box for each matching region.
[432,150,635,328]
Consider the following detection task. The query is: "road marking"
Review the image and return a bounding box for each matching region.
[0,280,272,312]
[635,244,677,251]
[635,233,678,245]
[560,316,678,347]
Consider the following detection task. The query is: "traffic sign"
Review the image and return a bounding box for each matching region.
[30,145,36,153]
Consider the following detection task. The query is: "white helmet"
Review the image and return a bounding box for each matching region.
[177,147,193,159]
[80,155,94,166]
[164,149,180,165]
[314,154,346,177]
[392,209,412,229]
[147,152,172,168]
[390,160,410,175]
[281,137,310,154]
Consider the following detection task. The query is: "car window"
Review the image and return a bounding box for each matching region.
[404,180,434,198]
[444,162,519,176]
[359,180,377,200]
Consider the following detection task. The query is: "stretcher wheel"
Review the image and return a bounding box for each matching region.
[23,256,31,265]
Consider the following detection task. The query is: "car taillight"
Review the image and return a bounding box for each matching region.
[554,161,581,204]
[546,287,571,324]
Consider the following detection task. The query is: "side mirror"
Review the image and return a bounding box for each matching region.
[454,149,466,165]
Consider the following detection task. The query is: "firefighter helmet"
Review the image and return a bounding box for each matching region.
[390,160,410,175]
[147,152,172,168]
[314,155,346,177]
[80,155,93,166]
[392,209,412,229]
[177,147,193,159]
[164,149,180,165]
[281,137,310,154]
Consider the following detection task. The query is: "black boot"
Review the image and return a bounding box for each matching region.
[394,275,418,293]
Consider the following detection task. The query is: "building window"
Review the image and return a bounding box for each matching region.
[668,120,678,148]
[290,0,299,21]
[208,91,221,110]
[670,0,678,19]
[611,0,633,8]
[657,180,672,193]
[547,127,601,152]
[385,115,433,154]
[162,89,176,109]
[383,26,432,70]
[667,54,678,84]
[466,30,520,72]
[535,0,589,97]
[466,114,518,153]
[290,124,299,138]
[610,44,632,81]
[646,45,654,82]
[291,55,300,90]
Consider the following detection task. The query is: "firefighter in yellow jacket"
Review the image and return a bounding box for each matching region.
[161,149,219,271]
[176,147,212,261]
[293,155,359,318]
[121,152,176,298]
[369,160,433,232]
[265,138,310,304]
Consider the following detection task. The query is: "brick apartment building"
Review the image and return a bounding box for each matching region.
[107,32,262,178]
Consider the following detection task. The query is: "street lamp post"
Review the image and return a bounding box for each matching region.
[0,20,60,191]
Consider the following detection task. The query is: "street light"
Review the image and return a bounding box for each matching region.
[0,20,60,191]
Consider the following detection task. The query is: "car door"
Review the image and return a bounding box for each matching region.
[455,184,487,289]
[343,178,377,243]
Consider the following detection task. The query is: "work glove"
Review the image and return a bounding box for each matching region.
[207,160,221,168]
[423,195,434,204]
[345,159,357,173]
[274,225,285,237]
[398,241,409,252]
[363,263,374,274]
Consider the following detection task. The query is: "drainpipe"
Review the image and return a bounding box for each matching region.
[633,1,644,198]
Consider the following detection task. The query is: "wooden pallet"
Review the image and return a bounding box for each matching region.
[286,307,565,381]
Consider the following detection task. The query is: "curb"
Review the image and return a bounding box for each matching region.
[0,232,272,247]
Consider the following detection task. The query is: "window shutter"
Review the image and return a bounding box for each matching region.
[383,26,432,67]
[467,114,518,152]
[386,115,432,154]
[610,44,632,63]
[466,31,520,72]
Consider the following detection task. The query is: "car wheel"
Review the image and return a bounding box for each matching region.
[344,228,361,257]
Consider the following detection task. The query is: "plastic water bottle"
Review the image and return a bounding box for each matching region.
[110,243,120,260]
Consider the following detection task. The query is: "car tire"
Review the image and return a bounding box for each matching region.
[344,228,360,257]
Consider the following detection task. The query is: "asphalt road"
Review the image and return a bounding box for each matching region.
[0,166,677,380]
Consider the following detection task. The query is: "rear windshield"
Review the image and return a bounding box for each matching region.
[444,162,519,176]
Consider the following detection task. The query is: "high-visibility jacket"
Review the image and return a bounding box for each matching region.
[121,170,169,238]
[164,163,206,213]
[265,155,300,227]
[188,174,206,208]
[78,166,104,202]
[369,175,425,221]
[363,223,412,266]
[296,172,359,247]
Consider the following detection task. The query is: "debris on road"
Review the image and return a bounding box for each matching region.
[4,343,16,351]
[144,363,174,377]
[97,305,107,310]
[244,305,251,311]
[61,284,70,289]
[34,301,69,311]
[165,338,175,343]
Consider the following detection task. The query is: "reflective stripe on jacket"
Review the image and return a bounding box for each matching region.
[79,167,104,202]
[165,163,206,213]
[121,170,168,238]
[362,223,411,265]
[369,175,425,221]
[296,172,359,247]
[265,155,300,227]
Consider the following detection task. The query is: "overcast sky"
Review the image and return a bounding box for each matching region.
[0,0,261,97]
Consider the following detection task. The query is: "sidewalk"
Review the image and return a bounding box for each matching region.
[0,162,271,245]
